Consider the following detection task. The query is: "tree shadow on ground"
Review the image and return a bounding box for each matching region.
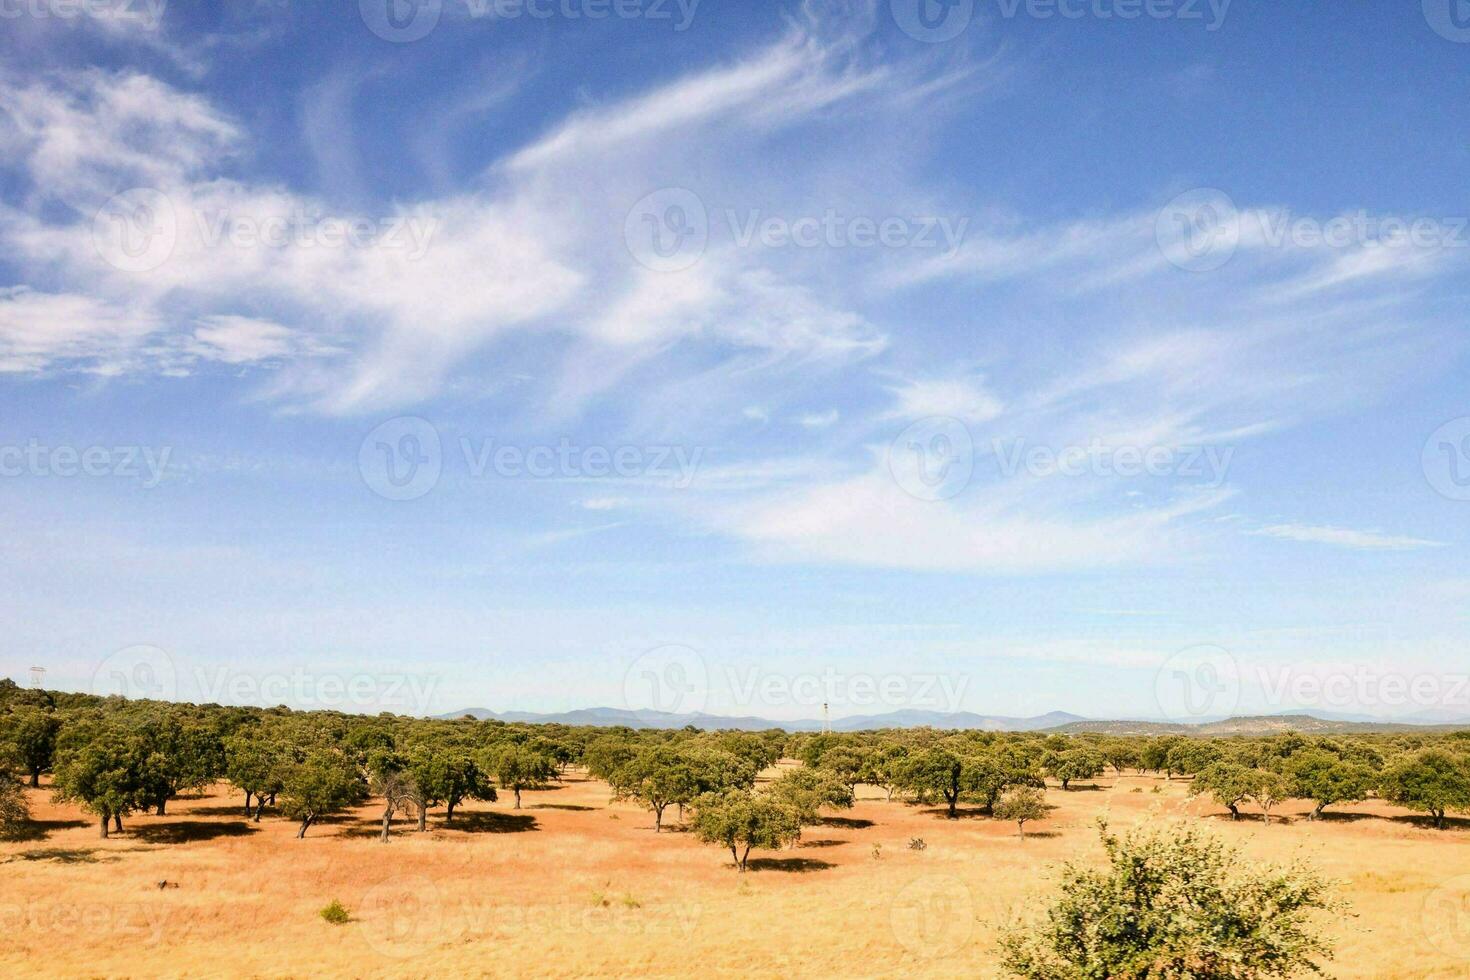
[1200,812,1258,824]
[338,823,401,840]
[1,818,87,842]
[1017,831,1062,839]
[1057,783,1106,792]
[796,838,845,848]
[133,821,258,844]
[184,805,259,818]
[816,816,874,829]
[1314,811,1379,824]
[1389,813,1470,831]
[446,811,539,834]
[745,856,835,873]
[918,807,991,820]
[7,846,118,864]
[529,803,596,811]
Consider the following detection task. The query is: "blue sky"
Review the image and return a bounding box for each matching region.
[1,1,1467,722]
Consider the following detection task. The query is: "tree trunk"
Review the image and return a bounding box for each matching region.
[1062,778,1070,791]
[99,810,110,838]
[1312,802,1325,821]
[946,795,957,819]
[254,798,267,822]
[30,769,40,788]
[445,799,456,823]
[298,815,313,838]
[380,805,393,843]
[156,798,167,816]
[739,844,751,872]
[730,846,739,869]
[268,792,276,805]
[417,806,427,832]
[654,805,664,832]
[513,788,521,809]
[1435,809,1446,830]
[113,812,124,834]
[1228,804,1239,821]
[1018,822,1026,839]
[244,791,252,816]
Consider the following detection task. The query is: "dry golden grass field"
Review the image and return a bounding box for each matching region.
[5,764,1470,979]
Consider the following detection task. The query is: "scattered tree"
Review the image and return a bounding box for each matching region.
[1,707,60,787]
[766,767,853,828]
[487,744,557,810]
[1380,749,1470,830]
[994,785,1047,839]
[1287,749,1375,820]
[1190,762,1254,820]
[689,789,801,872]
[278,748,366,838]
[52,725,145,838]
[898,748,965,818]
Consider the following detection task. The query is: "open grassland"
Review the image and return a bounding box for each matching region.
[4,765,1470,979]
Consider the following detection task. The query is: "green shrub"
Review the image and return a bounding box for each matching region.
[319,899,350,924]
[999,820,1339,978]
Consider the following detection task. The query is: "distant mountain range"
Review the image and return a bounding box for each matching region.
[1050,713,1469,736]
[436,706,1087,732]
[435,706,1470,734]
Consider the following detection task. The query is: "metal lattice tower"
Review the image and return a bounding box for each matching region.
[29,666,46,689]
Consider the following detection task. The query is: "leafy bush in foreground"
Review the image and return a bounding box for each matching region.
[999,820,1339,978]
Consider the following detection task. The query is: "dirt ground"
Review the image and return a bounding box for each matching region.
[3,764,1470,978]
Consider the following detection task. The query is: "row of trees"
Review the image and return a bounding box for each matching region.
[8,679,1470,851]
[0,686,586,838]
[1183,734,1470,828]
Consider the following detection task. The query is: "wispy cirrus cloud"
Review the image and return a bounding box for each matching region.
[1249,523,1445,551]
